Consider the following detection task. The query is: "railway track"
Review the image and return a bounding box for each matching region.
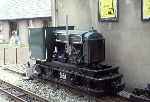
[0,65,129,102]
[0,79,49,102]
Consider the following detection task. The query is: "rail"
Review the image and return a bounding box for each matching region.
[0,79,49,102]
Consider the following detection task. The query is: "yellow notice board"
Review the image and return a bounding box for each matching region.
[143,0,150,19]
[99,0,118,20]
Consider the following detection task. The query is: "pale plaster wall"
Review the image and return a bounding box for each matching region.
[57,0,150,91]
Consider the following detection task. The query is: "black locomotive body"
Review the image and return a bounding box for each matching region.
[29,26,124,96]
[47,29,105,65]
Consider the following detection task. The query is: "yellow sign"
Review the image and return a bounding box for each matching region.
[99,0,117,19]
[143,0,150,19]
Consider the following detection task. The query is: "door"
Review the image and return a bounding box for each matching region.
[29,28,46,60]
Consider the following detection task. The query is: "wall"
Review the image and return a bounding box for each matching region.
[18,20,28,44]
[57,0,150,91]
[57,0,92,29]
[15,19,44,64]
[0,21,9,42]
[17,20,29,64]
[18,19,44,44]
[0,19,44,44]
[0,19,44,65]
[31,19,44,28]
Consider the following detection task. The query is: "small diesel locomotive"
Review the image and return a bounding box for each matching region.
[29,26,124,96]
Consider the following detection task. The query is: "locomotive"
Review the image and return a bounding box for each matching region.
[29,26,124,96]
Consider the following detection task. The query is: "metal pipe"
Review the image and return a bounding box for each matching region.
[65,15,71,55]
[66,15,68,35]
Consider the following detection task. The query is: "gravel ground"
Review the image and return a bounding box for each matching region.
[0,66,97,102]
[0,65,129,102]
[0,92,12,102]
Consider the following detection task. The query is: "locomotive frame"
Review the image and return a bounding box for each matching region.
[29,26,125,96]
